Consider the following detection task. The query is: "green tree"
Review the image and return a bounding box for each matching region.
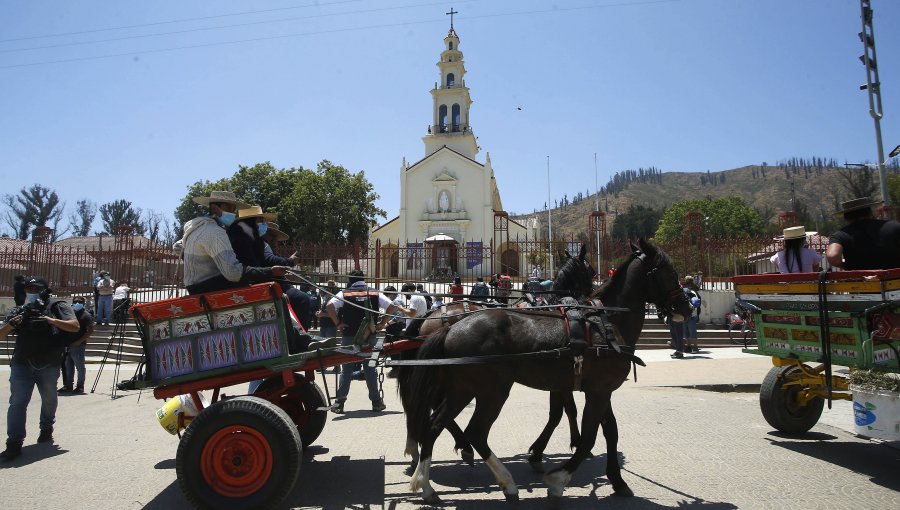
[611,204,664,240]
[99,199,145,235]
[281,160,385,244]
[887,174,900,207]
[2,184,66,240]
[68,199,96,237]
[655,197,765,243]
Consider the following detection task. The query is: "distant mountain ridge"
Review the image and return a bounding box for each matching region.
[512,164,875,239]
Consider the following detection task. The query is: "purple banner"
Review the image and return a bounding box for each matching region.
[466,242,483,270]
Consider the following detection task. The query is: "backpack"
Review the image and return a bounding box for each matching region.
[471,283,489,298]
[47,299,83,346]
[498,276,512,297]
[685,289,701,317]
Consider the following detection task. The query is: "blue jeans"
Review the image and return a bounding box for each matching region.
[335,334,380,403]
[7,360,60,442]
[63,344,87,388]
[684,315,699,339]
[320,324,337,338]
[97,295,113,324]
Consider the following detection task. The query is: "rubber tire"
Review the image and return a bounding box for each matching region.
[759,365,824,435]
[176,396,302,510]
[254,375,328,447]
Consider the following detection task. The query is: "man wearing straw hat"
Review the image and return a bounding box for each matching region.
[826,197,900,270]
[177,191,288,295]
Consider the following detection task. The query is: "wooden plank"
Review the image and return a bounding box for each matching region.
[736,281,883,294]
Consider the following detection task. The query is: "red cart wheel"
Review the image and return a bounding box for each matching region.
[254,374,328,447]
[177,396,301,510]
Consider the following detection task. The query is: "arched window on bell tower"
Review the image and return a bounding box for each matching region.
[439,104,448,132]
[446,73,455,88]
[451,104,460,132]
[449,41,454,50]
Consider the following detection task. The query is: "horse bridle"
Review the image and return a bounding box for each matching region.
[633,250,687,318]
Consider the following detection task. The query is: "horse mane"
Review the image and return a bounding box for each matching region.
[597,239,671,303]
[553,254,585,295]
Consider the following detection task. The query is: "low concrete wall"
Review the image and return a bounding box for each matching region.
[699,290,736,326]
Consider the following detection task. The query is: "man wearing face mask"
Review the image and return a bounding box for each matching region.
[0,276,80,462]
[174,191,289,295]
[58,296,95,395]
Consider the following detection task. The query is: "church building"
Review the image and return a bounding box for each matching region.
[370,24,540,280]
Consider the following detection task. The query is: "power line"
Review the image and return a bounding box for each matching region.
[0,0,457,55]
[0,0,362,43]
[0,0,681,70]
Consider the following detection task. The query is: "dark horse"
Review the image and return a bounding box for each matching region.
[403,239,691,504]
[399,250,595,472]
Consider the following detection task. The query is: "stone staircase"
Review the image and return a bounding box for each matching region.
[0,324,146,365]
[0,317,741,366]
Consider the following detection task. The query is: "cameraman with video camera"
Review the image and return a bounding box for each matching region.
[0,276,79,462]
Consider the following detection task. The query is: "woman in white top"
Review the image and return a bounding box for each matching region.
[770,226,821,273]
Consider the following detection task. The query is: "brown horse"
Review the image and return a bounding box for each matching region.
[403,239,691,504]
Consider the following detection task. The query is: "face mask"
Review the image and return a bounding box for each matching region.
[257,223,268,237]
[217,211,236,227]
[73,303,85,312]
[25,293,40,304]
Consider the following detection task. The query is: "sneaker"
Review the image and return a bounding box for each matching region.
[37,428,53,444]
[670,351,684,359]
[371,399,386,412]
[58,386,72,395]
[330,402,345,414]
[0,441,22,462]
[72,386,85,395]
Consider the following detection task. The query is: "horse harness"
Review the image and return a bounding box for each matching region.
[558,297,644,390]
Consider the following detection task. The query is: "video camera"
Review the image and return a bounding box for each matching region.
[7,299,48,326]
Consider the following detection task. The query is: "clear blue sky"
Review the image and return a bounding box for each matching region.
[1,0,898,234]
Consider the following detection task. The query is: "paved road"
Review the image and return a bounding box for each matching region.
[0,349,897,510]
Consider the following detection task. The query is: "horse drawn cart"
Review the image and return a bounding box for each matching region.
[733,269,900,435]
[129,281,420,510]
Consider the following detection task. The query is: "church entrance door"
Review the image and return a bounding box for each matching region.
[501,248,520,277]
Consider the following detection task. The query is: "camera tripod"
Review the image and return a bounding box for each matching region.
[90,298,138,399]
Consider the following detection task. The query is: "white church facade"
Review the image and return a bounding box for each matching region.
[370,26,540,280]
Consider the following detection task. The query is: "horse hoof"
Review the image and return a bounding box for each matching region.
[528,459,544,473]
[613,483,634,497]
[422,492,444,506]
[461,449,475,466]
[404,464,416,476]
[504,492,520,505]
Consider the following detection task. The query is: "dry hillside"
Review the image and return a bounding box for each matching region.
[512,165,865,239]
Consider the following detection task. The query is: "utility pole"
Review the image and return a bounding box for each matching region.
[547,156,553,275]
[594,153,600,268]
[858,0,889,205]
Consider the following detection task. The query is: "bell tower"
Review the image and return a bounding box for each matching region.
[423,18,478,159]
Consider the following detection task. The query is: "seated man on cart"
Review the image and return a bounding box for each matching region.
[176,191,288,294]
[826,197,900,270]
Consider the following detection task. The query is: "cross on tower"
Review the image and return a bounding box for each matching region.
[446,8,458,29]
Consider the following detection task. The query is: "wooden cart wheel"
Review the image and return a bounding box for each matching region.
[759,365,824,435]
[176,396,301,510]
[254,374,329,447]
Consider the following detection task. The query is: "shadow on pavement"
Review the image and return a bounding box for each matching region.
[283,455,385,509]
[0,444,67,469]
[767,438,900,492]
[153,458,176,469]
[141,480,191,510]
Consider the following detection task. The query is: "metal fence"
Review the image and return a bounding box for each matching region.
[0,230,827,302]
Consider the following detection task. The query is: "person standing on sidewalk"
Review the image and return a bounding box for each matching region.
[682,276,702,354]
[0,276,79,462]
[13,275,26,306]
[59,296,95,395]
[325,270,405,414]
[112,281,130,323]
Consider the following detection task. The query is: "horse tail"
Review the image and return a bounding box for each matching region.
[404,326,450,444]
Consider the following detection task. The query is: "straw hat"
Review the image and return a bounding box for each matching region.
[266,222,290,241]
[836,196,880,215]
[782,226,807,240]
[235,205,277,222]
[191,191,250,208]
